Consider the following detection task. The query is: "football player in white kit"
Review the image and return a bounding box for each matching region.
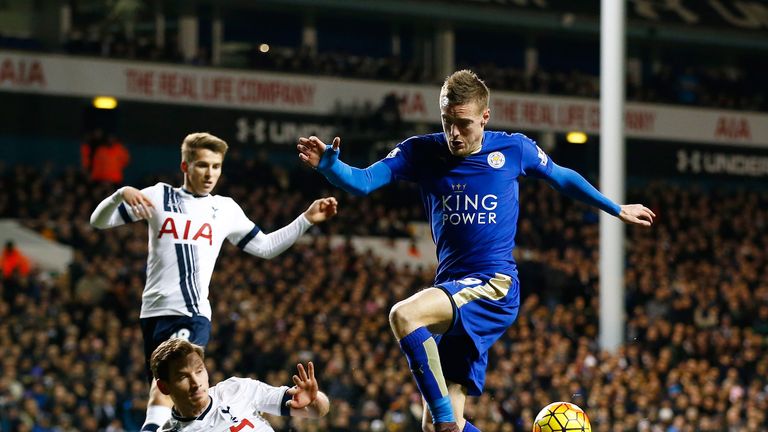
[151,338,329,432]
[90,132,338,431]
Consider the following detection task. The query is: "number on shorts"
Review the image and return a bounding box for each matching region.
[170,328,191,341]
[458,277,482,286]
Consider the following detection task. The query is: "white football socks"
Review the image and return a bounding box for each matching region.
[141,405,172,431]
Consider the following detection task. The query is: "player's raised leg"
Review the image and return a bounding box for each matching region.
[141,383,173,431]
[139,315,212,431]
[389,287,458,432]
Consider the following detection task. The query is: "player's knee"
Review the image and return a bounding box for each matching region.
[389,301,415,337]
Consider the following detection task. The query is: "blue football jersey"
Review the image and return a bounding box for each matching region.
[381,131,553,284]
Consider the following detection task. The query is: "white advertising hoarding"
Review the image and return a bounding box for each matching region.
[2,51,766,147]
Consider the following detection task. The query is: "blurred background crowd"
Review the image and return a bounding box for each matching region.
[1,160,767,431]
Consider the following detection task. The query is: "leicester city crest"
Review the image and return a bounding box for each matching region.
[487,151,505,169]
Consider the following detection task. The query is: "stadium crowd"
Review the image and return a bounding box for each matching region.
[1,156,767,432]
[65,34,767,112]
[2,24,763,112]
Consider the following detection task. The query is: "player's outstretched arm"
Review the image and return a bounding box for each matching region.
[286,362,330,418]
[90,186,154,228]
[618,204,655,227]
[239,198,337,259]
[297,135,393,196]
[544,163,655,227]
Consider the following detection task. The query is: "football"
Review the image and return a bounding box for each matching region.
[532,402,591,432]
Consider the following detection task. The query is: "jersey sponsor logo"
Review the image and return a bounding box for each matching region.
[229,419,255,432]
[487,151,505,168]
[451,183,467,192]
[386,147,401,158]
[440,192,498,226]
[536,146,548,166]
[158,217,214,245]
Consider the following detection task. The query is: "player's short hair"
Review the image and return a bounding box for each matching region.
[440,70,490,112]
[181,132,229,163]
[151,339,205,382]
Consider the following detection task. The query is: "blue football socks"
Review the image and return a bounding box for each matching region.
[399,326,455,423]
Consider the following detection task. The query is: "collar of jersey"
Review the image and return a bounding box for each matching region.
[172,396,213,422]
[180,187,209,198]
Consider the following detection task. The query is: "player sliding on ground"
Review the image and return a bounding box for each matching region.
[298,70,654,432]
[150,338,329,431]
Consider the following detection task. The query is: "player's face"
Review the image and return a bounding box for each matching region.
[441,100,489,157]
[182,149,223,196]
[164,353,210,416]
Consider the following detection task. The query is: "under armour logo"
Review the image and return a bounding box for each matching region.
[676,150,701,173]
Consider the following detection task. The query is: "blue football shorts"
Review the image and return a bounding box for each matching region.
[434,272,520,396]
[140,315,212,382]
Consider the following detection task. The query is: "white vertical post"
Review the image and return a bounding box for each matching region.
[155,0,165,49]
[524,45,538,77]
[302,15,317,55]
[599,0,626,352]
[179,3,200,61]
[391,26,401,57]
[59,1,71,43]
[211,6,223,66]
[434,24,454,81]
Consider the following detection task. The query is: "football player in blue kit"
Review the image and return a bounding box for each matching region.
[298,70,655,432]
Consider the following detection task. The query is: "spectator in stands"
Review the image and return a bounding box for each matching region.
[2,161,768,431]
[80,128,131,184]
[0,240,31,280]
[373,92,403,137]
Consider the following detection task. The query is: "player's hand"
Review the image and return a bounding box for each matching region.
[122,186,155,220]
[304,197,338,224]
[618,204,655,227]
[297,136,340,168]
[285,362,318,410]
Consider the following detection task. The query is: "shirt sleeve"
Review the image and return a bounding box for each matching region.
[317,146,393,196]
[516,135,620,216]
[379,136,419,182]
[241,214,312,259]
[543,163,621,216]
[518,134,554,178]
[213,377,290,418]
[238,378,290,416]
[90,184,158,229]
[225,198,262,247]
[225,200,313,259]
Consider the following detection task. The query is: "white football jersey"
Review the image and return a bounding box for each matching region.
[160,377,289,432]
[118,183,260,319]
